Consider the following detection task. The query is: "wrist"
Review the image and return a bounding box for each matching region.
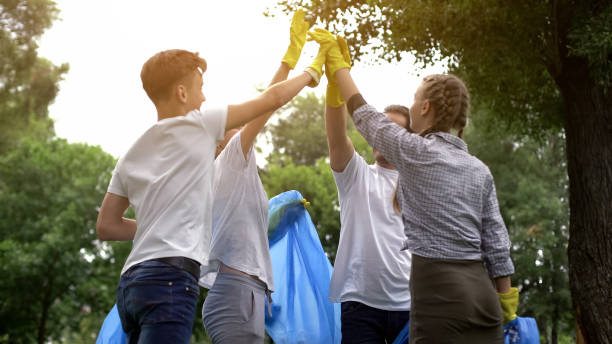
[304,67,320,87]
[494,276,512,293]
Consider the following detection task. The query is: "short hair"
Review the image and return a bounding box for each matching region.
[140,49,207,104]
[384,104,412,132]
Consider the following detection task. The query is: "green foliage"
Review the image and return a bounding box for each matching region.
[568,4,612,88]
[0,0,69,154]
[0,139,121,343]
[264,92,374,165]
[272,0,610,138]
[265,92,328,165]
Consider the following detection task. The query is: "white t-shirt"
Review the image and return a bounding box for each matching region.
[107,107,227,275]
[199,132,274,290]
[330,152,411,311]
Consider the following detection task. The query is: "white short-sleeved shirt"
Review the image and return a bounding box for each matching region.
[330,152,411,311]
[107,107,227,275]
[199,132,274,290]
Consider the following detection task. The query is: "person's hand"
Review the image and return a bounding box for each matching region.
[305,38,332,87]
[308,29,351,78]
[281,9,311,69]
[325,36,352,107]
[498,287,519,324]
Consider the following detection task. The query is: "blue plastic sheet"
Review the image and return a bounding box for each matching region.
[504,316,540,344]
[95,304,126,344]
[265,190,341,344]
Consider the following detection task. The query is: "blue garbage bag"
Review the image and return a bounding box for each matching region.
[96,304,126,344]
[265,190,341,344]
[504,317,540,344]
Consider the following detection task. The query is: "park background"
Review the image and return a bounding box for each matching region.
[1,0,611,343]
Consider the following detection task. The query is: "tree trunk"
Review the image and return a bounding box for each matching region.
[37,275,54,344]
[557,56,612,343]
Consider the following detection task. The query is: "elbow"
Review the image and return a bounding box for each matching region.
[96,216,110,241]
[264,85,286,112]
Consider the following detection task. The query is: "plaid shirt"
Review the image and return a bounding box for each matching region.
[353,104,514,278]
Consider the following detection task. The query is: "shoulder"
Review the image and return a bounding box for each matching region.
[334,151,366,175]
[189,107,228,128]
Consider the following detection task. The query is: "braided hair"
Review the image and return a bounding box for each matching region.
[418,74,469,138]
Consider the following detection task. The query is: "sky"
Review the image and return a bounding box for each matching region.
[38,0,446,159]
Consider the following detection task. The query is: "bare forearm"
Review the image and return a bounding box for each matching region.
[97,217,136,241]
[325,104,354,171]
[96,193,136,241]
[494,276,511,293]
[241,63,291,155]
[264,71,311,109]
[335,69,360,111]
[269,62,291,86]
[226,72,311,130]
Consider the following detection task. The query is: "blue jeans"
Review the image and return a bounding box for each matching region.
[341,301,410,344]
[116,260,200,344]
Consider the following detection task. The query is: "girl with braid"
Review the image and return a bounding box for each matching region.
[309,29,519,343]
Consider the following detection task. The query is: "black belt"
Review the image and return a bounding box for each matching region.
[153,256,200,280]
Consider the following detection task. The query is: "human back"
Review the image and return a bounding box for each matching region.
[397,131,499,260]
[200,131,273,290]
[113,107,226,275]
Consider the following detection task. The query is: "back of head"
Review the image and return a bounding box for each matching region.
[418,74,470,138]
[140,49,207,105]
[384,104,413,132]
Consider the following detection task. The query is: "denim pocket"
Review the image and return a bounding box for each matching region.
[125,280,174,325]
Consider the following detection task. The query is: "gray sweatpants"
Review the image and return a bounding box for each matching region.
[202,272,267,343]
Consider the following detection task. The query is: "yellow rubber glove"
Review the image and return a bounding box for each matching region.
[281,10,311,69]
[337,36,352,67]
[308,28,351,78]
[498,287,519,324]
[325,36,352,107]
[305,40,331,87]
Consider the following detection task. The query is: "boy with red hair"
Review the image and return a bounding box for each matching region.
[96,12,325,343]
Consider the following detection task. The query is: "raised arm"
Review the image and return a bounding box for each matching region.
[226,71,312,131]
[325,105,354,172]
[225,25,329,132]
[310,31,412,171]
[239,10,310,158]
[239,63,290,158]
[307,29,359,114]
[324,35,354,172]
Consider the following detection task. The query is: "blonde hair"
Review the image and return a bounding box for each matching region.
[418,74,469,138]
[140,49,207,105]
